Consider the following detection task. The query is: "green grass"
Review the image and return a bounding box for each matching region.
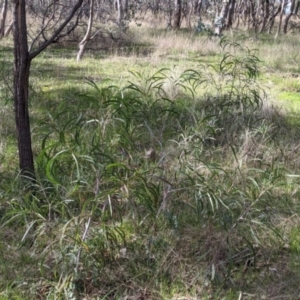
[1,24,300,299]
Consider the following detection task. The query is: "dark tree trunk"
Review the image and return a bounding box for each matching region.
[194,0,202,16]
[267,3,281,34]
[12,0,84,179]
[283,0,296,33]
[226,0,236,29]
[260,0,270,33]
[13,0,35,177]
[173,0,182,29]
[249,0,255,32]
[124,0,128,18]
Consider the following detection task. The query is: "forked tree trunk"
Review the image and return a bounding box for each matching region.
[283,0,296,33]
[13,0,35,177]
[173,0,182,29]
[13,0,84,179]
[0,0,8,38]
[260,0,270,33]
[267,3,281,34]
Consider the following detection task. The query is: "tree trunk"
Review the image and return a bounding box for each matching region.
[13,0,35,177]
[283,0,296,33]
[275,0,286,39]
[194,0,202,16]
[215,0,231,35]
[248,0,254,31]
[116,0,124,27]
[4,19,13,36]
[12,0,84,179]
[186,1,193,29]
[173,0,182,29]
[250,0,259,37]
[77,0,94,61]
[226,0,235,29]
[295,1,300,15]
[0,0,8,38]
[267,2,281,34]
[124,0,128,19]
[260,0,270,33]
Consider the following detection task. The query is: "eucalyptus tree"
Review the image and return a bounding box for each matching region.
[129,0,300,36]
[13,0,84,178]
[283,0,297,33]
[275,0,286,38]
[77,0,94,61]
[173,0,182,29]
[116,0,124,27]
[214,0,232,35]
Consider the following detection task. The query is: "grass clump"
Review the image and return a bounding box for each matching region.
[1,27,300,299]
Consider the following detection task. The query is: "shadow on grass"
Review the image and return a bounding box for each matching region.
[2,41,300,299]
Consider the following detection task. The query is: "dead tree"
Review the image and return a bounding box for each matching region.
[173,0,182,29]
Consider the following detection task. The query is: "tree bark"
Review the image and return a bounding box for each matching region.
[194,0,202,16]
[226,0,235,29]
[295,0,300,14]
[4,19,13,36]
[267,2,281,34]
[123,0,128,19]
[77,0,94,61]
[173,0,182,29]
[0,0,8,38]
[283,0,296,33]
[260,0,270,33]
[13,0,35,177]
[116,0,124,28]
[187,1,193,29]
[215,0,231,35]
[12,0,84,178]
[275,0,286,39]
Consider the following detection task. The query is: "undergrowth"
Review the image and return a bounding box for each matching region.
[1,36,300,299]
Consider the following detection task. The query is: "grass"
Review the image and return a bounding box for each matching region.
[1,20,300,299]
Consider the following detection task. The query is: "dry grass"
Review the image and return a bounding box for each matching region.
[134,26,222,59]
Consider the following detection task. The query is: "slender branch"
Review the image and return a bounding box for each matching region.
[29,0,84,60]
[29,4,57,52]
[53,14,80,41]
